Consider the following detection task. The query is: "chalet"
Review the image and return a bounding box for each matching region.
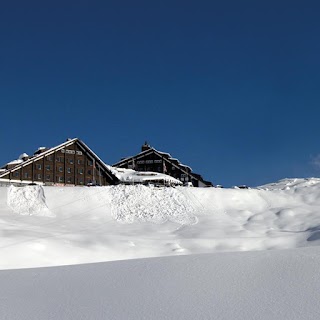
[0,138,119,186]
[113,142,213,187]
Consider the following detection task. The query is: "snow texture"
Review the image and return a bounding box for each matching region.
[0,247,320,320]
[1,178,320,319]
[7,185,53,217]
[110,184,197,224]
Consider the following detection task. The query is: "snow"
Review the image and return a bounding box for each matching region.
[6,159,23,165]
[18,153,28,159]
[1,247,320,320]
[1,177,320,318]
[108,166,183,185]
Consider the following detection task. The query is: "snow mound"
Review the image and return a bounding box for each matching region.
[7,185,53,217]
[110,185,197,225]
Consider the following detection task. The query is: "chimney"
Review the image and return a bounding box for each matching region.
[141,141,151,152]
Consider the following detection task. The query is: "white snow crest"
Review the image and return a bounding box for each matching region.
[7,185,54,217]
[110,185,197,225]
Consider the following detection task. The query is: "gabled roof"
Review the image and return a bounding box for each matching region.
[113,147,192,171]
[0,138,119,183]
[113,146,212,186]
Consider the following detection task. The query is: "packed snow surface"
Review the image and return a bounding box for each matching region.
[1,178,320,319]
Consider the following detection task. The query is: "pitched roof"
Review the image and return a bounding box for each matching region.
[113,146,212,186]
[0,138,119,182]
[113,147,192,170]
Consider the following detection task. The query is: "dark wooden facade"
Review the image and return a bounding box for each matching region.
[113,143,213,187]
[0,138,118,186]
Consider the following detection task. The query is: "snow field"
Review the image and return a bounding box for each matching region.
[0,178,320,269]
[1,246,320,320]
[1,178,320,319]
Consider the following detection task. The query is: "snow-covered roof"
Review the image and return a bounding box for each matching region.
[7,159,23,165]
[19,153,29,159]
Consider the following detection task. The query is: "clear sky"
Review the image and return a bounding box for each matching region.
[1,1,320,187]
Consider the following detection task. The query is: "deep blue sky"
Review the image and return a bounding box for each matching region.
[1,1,320,187]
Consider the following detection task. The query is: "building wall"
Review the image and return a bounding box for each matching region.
[5,141,114,186]
[117,151,199,186]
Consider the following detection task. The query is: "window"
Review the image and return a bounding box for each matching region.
[58,176,64,182]
[46,175,50,181]
[78,168,83,174]
[15,172,19,177]
[87,160,93,166]
[76,151,82,155]
[56,157,63,163]
[58,167,63,172]
[67,177,72,183]
[46,156,52,161]
[37,174,41,180]
[37,164,42,170]
[67,168,72,174]
[46,165,51,171]
[87,169,92,175]
[68,158,74,164]
[77,159,82,165]
[24,172,28,178]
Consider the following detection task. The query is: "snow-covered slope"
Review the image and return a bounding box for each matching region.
[1,178,320,319]
[1,247,320,320]
[1,178,320,269]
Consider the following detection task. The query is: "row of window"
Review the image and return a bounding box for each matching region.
[43,158,93,165]
[13,171,97,184]
[13,168,99,178]
[35,160,97,174]
[61,149,83,155]
[136,159,163,164]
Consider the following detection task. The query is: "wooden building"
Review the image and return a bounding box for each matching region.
[113,142,213,187]
[0,138,119,186]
